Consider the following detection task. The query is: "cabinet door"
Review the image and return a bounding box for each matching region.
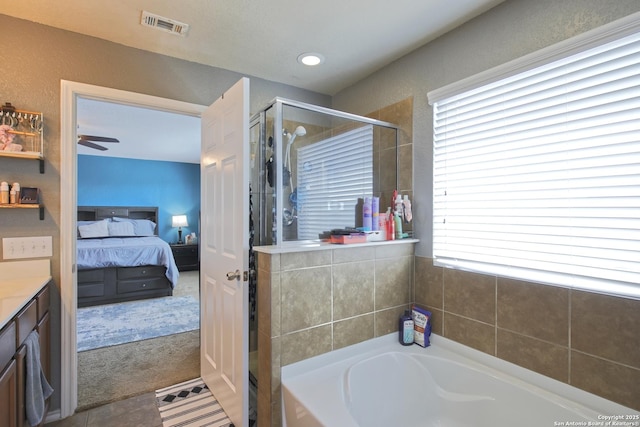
[0,359,17,427]
[15,345,26,427]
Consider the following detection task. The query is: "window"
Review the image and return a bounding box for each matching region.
[296,125,373,240]
[428,14,640,299]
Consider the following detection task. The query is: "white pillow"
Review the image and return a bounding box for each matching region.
[107,221,135,237]
[78,219,109,238]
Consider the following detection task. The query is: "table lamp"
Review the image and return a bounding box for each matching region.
[172,214,188,244]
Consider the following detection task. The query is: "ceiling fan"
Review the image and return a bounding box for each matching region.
[77,134,120,151]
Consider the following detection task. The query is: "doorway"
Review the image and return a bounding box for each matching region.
[60,81,206,417]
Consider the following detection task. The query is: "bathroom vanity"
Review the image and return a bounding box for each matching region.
[0,260,52,427]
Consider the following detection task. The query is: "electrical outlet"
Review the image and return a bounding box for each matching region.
[2,236,53,259]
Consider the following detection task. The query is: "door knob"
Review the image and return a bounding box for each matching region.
[226,269,241,281]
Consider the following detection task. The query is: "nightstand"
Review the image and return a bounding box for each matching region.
[170,244,199,271]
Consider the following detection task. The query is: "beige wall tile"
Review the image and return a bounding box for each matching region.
[375,256,413,310]
[333,314,375,350]
[281,266,331,333]
[333,261,375,320]
[257,266,271,336]
[281,250,331,270]
[497,278,569,346]
[572,291,640,369]
[271,336,281,397]
[444,269,496,324]
[571,351,640,411]
[375,242,415,259]
[444,312,495,355]
[258,252,280,273]
[257,252,271,273]
[281,325,332,366]
[414,255,443,309]
[497,329,568,382]
[375,305,411,337]
[398,143,413,193]
[257,330,271,394]
[257,388,271,427]
[270,272,281,337]
[332,246,375,264]
[427,307,444,336]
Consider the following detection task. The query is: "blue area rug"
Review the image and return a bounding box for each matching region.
[77,296,199,352]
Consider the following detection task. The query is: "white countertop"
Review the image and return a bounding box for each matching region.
[254,238,418,254]
[0,259,51,329]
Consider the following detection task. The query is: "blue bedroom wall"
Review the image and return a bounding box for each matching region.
[78,155,200,243]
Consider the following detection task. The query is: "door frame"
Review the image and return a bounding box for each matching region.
[60,80,206,417]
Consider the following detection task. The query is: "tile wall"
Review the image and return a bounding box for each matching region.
[256,241,416,427]
[415,256,640,411]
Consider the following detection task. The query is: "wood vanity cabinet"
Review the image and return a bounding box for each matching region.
[0,282,50,427]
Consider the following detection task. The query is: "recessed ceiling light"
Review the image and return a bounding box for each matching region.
[298,53,325,66]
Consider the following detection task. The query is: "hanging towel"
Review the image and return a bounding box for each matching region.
[24,330,53,427]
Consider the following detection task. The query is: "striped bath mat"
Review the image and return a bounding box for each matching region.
[156,378,232,427]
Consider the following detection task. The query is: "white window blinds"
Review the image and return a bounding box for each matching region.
[429,23,640,299]
[297,125,373,240]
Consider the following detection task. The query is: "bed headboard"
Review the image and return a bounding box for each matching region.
[78,206,159,233]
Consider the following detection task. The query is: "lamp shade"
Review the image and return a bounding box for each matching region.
[172,215,188,228]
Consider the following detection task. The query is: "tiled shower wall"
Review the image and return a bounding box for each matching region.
[256,242,416,427]
[415,256,640,411]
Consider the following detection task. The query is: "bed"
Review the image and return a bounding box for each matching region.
[76,206,179,307]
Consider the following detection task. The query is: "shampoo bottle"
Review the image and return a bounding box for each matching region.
[399,310,414,345]
[394,210,403,239]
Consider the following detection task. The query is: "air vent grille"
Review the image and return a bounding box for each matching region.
[140,11,189,36]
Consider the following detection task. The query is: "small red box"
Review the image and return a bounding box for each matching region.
[330,233,367,244]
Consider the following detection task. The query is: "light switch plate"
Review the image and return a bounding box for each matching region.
[2,236,53,259]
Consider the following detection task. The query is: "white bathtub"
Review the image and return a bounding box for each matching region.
[282,333,639,427]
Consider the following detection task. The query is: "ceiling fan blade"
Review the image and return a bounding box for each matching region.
[78,134,120,143]
[78,139,108,151]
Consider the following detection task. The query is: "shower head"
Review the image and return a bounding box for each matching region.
[287,125,307,146]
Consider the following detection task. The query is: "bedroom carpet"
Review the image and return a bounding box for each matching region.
[77,330,200,411]
[77,270,201,410]
[77,295,200,351]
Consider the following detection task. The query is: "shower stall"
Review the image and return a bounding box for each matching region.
[249,98,399,246]
[247,97,399,387]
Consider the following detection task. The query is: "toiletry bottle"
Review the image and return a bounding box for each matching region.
[394,209,403,239]
[0,182,8,204]
[372,197,380,231]
[362,197,372,231]
[386,208,395,240]
[10,182,19,204]
[399,310,414,346]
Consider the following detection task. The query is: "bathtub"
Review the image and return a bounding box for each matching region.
[282,333,639,427]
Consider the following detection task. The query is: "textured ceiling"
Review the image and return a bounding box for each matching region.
[3,0,505,162]
[2,0,504,95]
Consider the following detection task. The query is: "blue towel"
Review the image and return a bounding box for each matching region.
[24,330,53,427]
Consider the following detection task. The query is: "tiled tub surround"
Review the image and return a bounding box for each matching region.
[255,240,417,427]
[415,256,640,412]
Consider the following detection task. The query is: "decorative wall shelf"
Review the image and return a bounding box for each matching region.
[0,203,45,220]
[0,106,45,173]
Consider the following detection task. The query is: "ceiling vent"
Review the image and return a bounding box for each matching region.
[140,11,189,36]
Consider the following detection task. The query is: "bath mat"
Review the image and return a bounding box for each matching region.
[156,378,232,427]
[77,295,199,351]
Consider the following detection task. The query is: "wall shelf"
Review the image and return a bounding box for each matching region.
[1,106,45,173]
[0,204,44,220]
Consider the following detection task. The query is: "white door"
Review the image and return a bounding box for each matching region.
[200,77,250,427]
